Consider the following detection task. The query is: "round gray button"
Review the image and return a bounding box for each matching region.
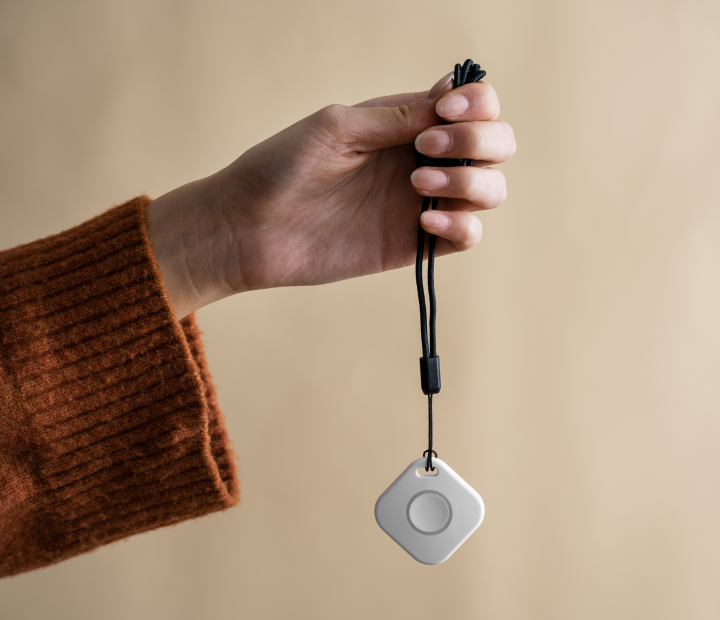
[407,491,452,535]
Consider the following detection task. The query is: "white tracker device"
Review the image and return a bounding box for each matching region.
[375,457,484,565]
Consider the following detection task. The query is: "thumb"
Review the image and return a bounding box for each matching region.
[329,96,440,152]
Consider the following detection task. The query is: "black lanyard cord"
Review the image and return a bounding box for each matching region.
[416,59,486,471]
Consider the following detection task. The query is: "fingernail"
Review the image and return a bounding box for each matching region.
[428,73,453,99]
[436,93,469,118]
[411,168,449,191]
[421,211,451,230]
[415,130,452,155]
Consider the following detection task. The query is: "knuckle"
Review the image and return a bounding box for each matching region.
[316,104,347,130]
[313,104,356,151]
[466,82,500,118]
[456,169,477,197]
[461,122,484,157]
[467,168,506,208]
[390,104,414,132]
[483,84,501,118]
[454,215,482,250]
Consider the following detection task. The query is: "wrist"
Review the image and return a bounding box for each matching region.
[146,176,243,319]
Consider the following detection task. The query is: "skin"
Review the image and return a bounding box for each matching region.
[147,73,516,319]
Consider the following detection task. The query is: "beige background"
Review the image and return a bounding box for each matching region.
[1,0,720,618]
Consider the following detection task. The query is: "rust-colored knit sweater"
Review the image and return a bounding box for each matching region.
[0,196,239,578]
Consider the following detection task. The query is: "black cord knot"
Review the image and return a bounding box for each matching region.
[423,450,438,472]
[416,59,487,171]
[455,59,486,87]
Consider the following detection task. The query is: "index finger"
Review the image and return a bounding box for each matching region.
[435,81,500,122]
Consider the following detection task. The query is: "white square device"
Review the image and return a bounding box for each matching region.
[375,457,484,565]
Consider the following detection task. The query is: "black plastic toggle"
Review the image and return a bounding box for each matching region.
[420,356,441,395]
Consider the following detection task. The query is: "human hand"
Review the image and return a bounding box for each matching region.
[147,73,516,319]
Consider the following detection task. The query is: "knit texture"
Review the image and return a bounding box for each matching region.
[0,196,239,578]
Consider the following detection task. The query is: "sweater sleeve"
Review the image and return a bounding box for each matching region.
[0,196,239,579]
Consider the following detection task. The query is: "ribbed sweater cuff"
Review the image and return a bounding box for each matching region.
[0,196,239,578]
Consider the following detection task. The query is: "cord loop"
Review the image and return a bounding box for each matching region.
[423,450,438,472]
[416,59,486,473]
